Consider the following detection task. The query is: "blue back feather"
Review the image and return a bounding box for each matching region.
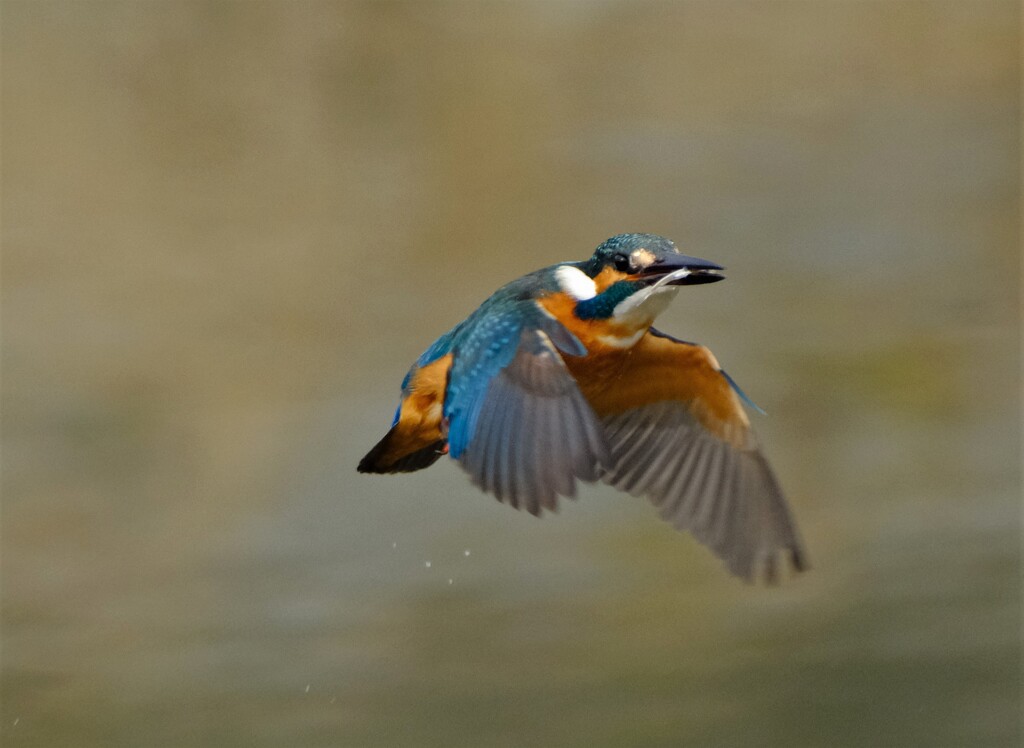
[444,310,524,458]
[391,267,588,457]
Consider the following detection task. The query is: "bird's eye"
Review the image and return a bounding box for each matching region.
[612,254,631,272]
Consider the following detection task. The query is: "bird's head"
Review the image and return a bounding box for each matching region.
[553,234,724,324]
[585,233,724,286]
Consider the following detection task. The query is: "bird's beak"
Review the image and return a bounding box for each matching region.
[638,254,725,286]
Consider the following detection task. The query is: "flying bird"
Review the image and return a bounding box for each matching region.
[358,233,805,581]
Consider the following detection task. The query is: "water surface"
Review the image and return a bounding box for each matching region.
[3,2,1019,746]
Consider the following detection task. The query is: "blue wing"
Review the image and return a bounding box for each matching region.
[444,311,523,459]
[443,301,609,515]
[444,302,586,458]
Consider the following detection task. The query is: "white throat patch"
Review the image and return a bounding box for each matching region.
[554,265,597,300]
[611,267,690,324]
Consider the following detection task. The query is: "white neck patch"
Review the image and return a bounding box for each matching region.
[554,265,597,300]
[612,267,690,323]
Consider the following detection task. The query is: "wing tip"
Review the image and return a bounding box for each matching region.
[732,544,809,585]
[720,369,767,416]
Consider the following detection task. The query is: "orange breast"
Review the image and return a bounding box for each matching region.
[538,293,749,447]
[538,291,646,353]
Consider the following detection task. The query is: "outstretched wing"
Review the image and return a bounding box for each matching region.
[445,306,610,516]
[578,328,806,581]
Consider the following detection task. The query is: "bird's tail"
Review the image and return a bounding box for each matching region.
[357,426,447,474]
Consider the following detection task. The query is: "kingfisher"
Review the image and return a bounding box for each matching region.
[358,233,805,582]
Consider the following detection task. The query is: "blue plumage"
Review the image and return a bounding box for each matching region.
[574,280,643,320]
[429,268,583,459]
[445,311,523,459]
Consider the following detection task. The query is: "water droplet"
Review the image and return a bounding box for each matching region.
[424,561,432,568]
[463,549,471,557]
[448,578,453,585]
[304,684,310,693]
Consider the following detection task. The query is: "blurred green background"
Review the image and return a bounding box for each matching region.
[2,2,1019,746]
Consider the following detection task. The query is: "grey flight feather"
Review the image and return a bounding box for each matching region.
[601,401,805,581]
[456,329,611,515]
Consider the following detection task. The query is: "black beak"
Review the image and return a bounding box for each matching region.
[640,254,725,286]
